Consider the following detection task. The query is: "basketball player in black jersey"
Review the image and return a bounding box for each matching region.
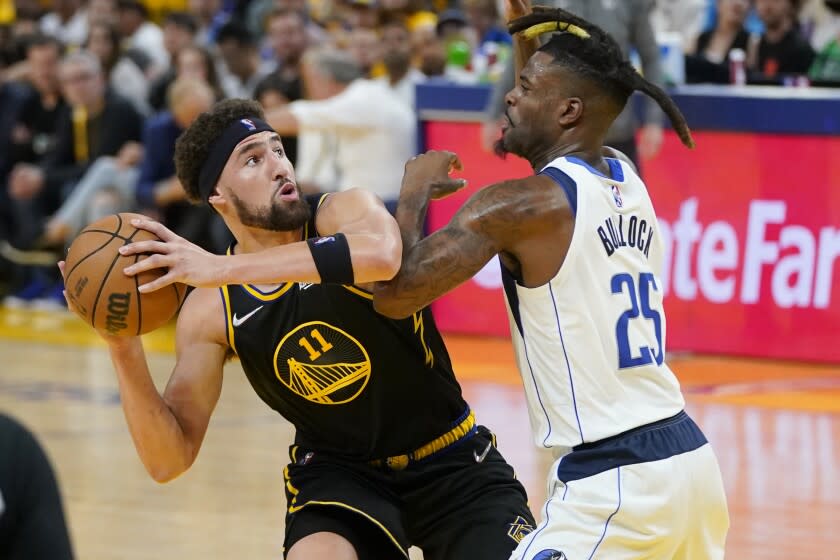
[59,98,535,560]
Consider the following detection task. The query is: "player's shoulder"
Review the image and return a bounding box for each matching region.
[176,287,228,346]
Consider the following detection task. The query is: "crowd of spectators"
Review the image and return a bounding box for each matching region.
[0,0,837,306]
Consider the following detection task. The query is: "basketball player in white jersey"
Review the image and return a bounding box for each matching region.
[372,3,729,559]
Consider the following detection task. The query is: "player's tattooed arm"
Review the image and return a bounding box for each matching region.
[373,167,562,319]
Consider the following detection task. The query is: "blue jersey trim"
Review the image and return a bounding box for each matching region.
[557,411,707,483]
[540,167,578,217]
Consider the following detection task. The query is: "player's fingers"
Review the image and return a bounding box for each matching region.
[137,272,175,293]
[130,218,177,241]
[123,253,170,276]
[58,260,66,279]
[118,240,170,257]
[447,152,463,172]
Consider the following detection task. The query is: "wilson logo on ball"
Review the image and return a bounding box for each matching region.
[105,292,132,334]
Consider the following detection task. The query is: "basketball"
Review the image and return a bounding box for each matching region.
[63,213,187,336]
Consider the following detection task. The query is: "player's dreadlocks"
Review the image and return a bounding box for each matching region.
[509,7,694,149]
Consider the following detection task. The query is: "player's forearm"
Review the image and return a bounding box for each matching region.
[221,235,400,286]
[107,339,193,482]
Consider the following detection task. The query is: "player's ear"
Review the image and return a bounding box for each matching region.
[208,187,226,209]
[557,97,583,128]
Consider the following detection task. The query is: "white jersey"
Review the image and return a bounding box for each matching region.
[502,156,685,453]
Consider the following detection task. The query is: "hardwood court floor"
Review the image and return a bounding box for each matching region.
[0,307,838,559]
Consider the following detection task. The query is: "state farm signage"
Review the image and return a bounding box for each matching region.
[425,123,840,362]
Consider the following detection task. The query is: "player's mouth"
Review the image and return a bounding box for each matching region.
[277,181,299,202]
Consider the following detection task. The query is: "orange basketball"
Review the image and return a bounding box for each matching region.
[63,213,187,336]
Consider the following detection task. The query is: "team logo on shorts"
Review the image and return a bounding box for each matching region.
[507,515,535,543]
[533,550,567,560]
[611,183,623,208]
[313,236,335,245]
[240,118,256,130]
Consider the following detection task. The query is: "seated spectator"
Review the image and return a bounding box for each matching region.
[174,44,225,101]
[265,48,416,212]
[116,0,169,78]
[254,73,300,165]
[809,0,840,81]
[4,51,144,306]
[147,12,200,112]
[686,0,751,83]
[748,0,817,81]
[346,27,383,77]
[216,19,273,99]
[262,8,308,83]
[40,0,88,49]
[6,35,67,177]
[85,20,150,114]
[135,78,222,252]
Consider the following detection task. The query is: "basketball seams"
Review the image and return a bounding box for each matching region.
[64,231,121,284]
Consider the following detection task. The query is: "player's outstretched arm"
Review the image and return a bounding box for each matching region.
[120,189,401,290]
[105,288,227,483]
[373,153,563,318]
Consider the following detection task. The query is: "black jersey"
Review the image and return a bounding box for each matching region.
[219,210,468,461]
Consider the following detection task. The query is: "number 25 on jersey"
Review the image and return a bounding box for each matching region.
[612,272,663,369]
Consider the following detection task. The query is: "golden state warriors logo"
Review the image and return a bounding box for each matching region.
[273,321,371,405]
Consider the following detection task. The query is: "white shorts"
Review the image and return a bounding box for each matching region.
[512,412,729,560]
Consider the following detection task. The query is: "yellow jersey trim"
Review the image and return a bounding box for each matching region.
[287,501,408,558]
[242,282,294,301]
[370,410,476,470]
[342,285,374,300]
[220,285,237,355]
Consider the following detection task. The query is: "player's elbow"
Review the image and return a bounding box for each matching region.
[372,288,415,320]
[363,234,401,282]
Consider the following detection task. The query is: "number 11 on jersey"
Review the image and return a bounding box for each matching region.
[611,272,663,369]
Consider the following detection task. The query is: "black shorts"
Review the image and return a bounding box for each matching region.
[283,425,535,560]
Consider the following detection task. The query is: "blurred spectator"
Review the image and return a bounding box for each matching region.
[378,18,426,107]
[87,0,119,26]
[262,8,308,81]
[748,0,816,80]
[7,51,144,252]
[463,0,511,50]
[7,35,67,173]
[116,0,169,78]
[686,0,751,83]
[0,413,74,560]
[254,73,300,164]
[266,48,416,209]
[85,21,151,114]
[175,44,226,100]
[809,0,840,79]
[148,12,200,112]
[652,0,710,51]
[483,0,666,170]
[135,78,222,251]
[40,0,88,48]
[216,19,273,98]
[346,27,383,76]
[187,0,225,46]
[340,0,380,29]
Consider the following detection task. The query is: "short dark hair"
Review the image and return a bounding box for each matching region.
[174,98,266,203]
[164,11,199,34]
[216,19,256,48]
[24,33,64,56]
[510,8,693,148]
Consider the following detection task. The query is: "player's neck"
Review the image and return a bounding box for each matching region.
[232,225,304,254]
[529,142,606,174]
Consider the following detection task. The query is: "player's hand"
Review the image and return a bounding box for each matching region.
[402,150,468,200]
[504,0,532,23]
[119,218,224,291]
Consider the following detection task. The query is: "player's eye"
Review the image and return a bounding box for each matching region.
[246,156,260,166]
[273,147,284,157]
